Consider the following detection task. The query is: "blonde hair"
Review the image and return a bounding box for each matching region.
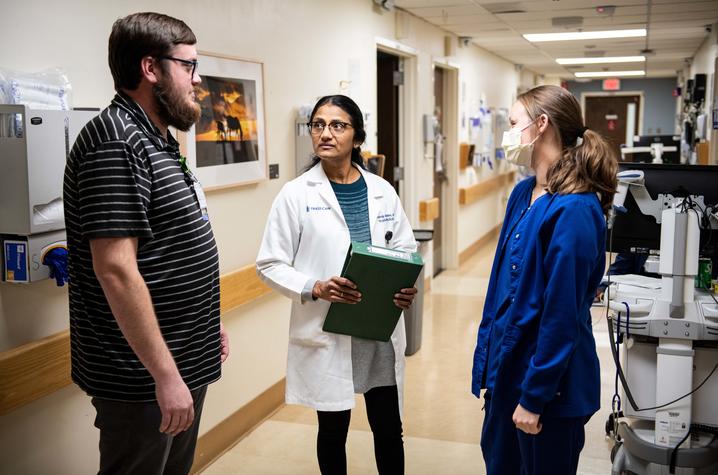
[518,85,618,214]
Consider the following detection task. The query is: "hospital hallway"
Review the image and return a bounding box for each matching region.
[203,239,615,474]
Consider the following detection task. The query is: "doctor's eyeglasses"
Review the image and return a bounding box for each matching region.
[308,121,353,136]
[159,56,199,77]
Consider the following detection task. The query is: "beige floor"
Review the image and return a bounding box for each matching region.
[204,242,616,474]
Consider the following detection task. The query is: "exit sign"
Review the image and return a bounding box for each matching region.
[603,78,621,91]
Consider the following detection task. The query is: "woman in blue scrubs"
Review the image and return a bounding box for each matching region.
[472,85,618,475]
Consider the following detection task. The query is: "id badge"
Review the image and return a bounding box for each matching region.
[192,180,209,221]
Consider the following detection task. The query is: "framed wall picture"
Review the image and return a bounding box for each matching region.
[181,51,267,190]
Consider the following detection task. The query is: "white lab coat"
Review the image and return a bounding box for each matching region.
[256,162,417,412]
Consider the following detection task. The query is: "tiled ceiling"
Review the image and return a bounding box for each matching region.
[394,0,718,78]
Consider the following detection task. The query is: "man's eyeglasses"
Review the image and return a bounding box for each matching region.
[159,56,198,77]
[308,121,353,136]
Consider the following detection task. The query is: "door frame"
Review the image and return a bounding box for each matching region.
[580,91,645,137]
[433,58,460,270]
[375,37,418,218]
[712,57,718,165]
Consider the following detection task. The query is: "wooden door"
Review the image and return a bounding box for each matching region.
[584,95,641,157]
[432,66,445,276]
[377,51,400,194]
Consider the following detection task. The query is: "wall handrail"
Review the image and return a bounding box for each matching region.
[0,263,271,416]
[458,171,515,206]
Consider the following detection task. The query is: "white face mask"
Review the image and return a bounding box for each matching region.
[502,119,540,167]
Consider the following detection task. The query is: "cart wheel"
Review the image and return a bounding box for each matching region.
[605,414,614,436]
[610,441,622,463]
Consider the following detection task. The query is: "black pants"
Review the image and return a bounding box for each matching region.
[316,385,404,475]
[91,386,207,475]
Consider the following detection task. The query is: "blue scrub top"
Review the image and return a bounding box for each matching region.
[472,176,605,418]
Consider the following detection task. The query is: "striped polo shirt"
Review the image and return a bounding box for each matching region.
[63,93,221,401]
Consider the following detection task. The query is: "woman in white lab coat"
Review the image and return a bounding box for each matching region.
[257,95,417,474]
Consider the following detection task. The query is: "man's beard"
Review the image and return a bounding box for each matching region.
[153,78,201,132]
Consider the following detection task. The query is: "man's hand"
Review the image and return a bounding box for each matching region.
[312,277,361,304]
[513,404,542,435]
[156,376,194,436]
[394,287,418,309]
[219,322,230,363]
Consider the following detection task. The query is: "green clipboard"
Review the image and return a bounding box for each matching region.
[322,242,424,342]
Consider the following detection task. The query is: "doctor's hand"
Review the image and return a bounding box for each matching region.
[513,404,542,435]
[312,277,362,304]
[394,287,418,309]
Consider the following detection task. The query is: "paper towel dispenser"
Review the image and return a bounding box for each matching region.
[0,104,97,235]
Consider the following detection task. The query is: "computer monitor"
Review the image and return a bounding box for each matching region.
[623,135,680,164]
[609,163,718,261]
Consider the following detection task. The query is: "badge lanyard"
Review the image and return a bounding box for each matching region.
[192,176,210,221]
[180,156,209,221]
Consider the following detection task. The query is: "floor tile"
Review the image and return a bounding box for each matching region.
[203,242,615,474]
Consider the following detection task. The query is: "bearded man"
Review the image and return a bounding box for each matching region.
[63,12,228,475]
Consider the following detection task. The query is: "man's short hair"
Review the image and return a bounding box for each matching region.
[108,12,196,91]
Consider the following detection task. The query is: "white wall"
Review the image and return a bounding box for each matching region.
[690,22,718,116]
[690,21,718,163]
[0,1,520,473]
[454,52,520,253]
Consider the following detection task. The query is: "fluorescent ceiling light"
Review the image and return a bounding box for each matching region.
[524,29,646,42]
[557,56,646,65]
[574,70,646,78]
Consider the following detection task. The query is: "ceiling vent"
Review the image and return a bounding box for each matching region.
[483,2,526,14]
[552,16,583,29]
